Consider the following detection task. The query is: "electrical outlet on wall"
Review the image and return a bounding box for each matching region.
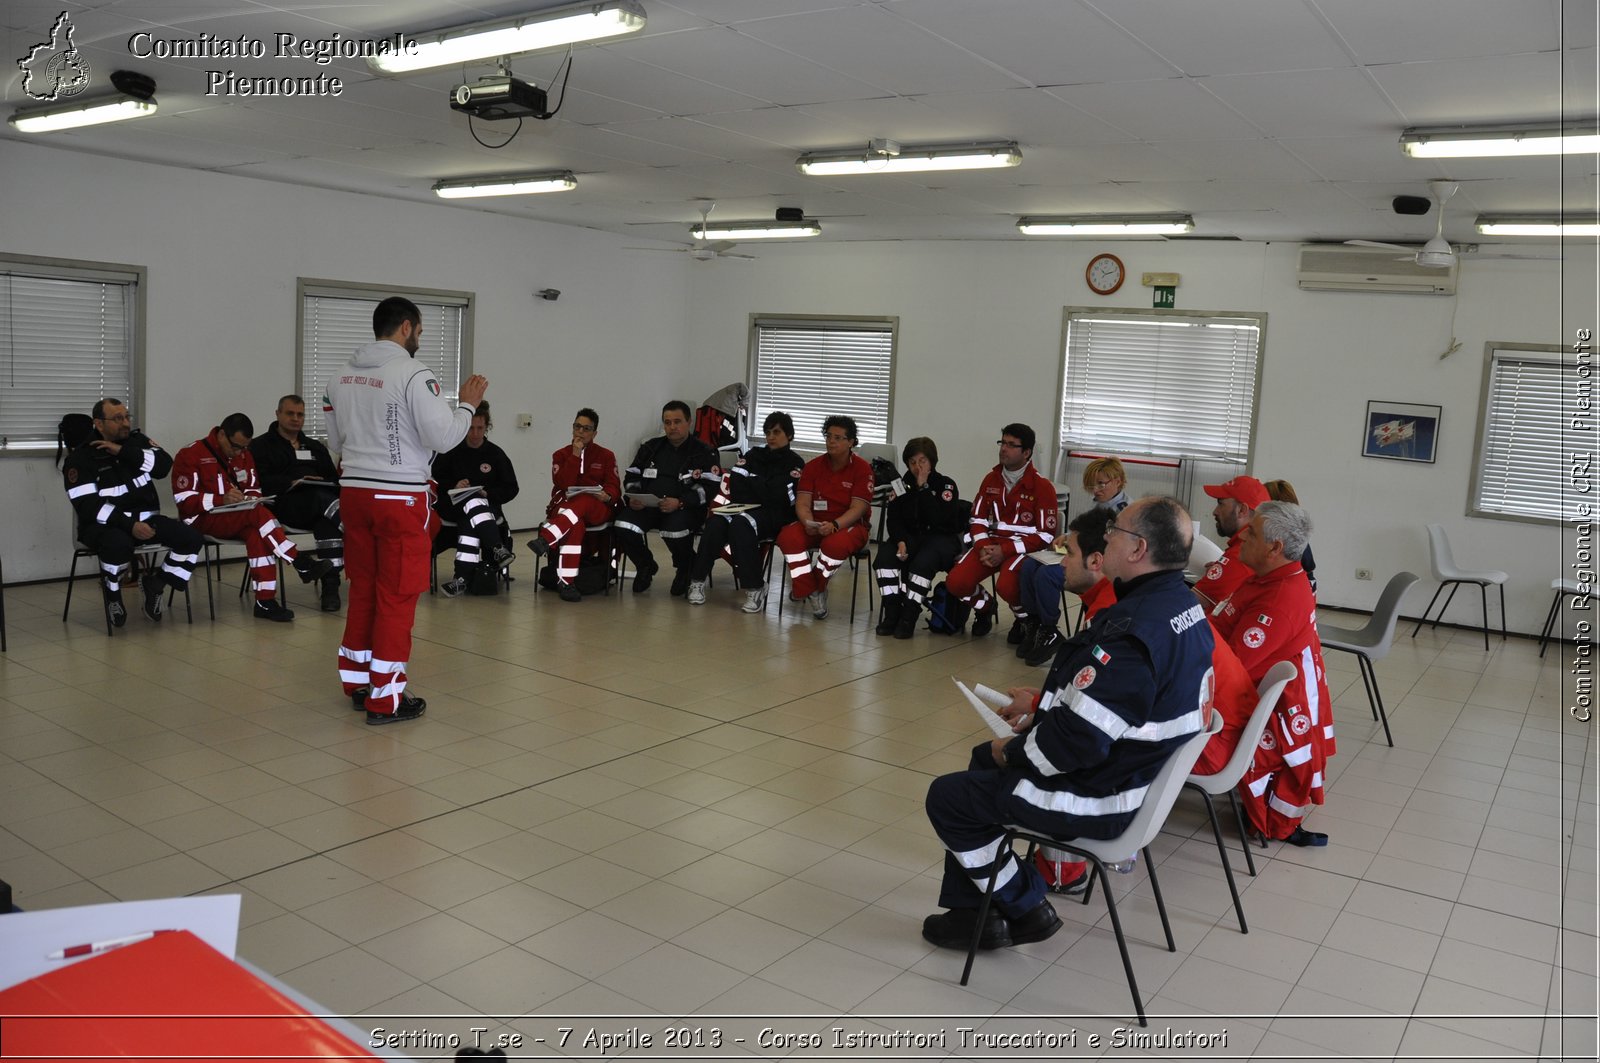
[517,414,532,429]
[1355,568,1373,581]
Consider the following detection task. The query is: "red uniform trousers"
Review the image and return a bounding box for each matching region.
[338,487,432,716]
[945,546,1027,613]
[537,493,614,586]
[194,505,297,603]
[776,521,869,599]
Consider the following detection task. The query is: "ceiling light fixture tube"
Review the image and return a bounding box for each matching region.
[9,87,157,133]
[1475,214,1600,237]
[691,220,821,240]
[433,171,577,198]
[1401,124,1600,158]
[1017,214,1195,236]
[370,0,646,74]
[797,141,1020,176]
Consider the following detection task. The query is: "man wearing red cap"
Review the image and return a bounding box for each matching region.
[1195,475,1270,609]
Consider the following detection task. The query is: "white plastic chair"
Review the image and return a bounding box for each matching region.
[1319,572,1418,746]
[959,709,1223,1027]
[1411,523,1506,650]
[1183,660,1297,933]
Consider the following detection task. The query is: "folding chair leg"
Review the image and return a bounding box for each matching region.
[1360,654,1394,747]
[1227,789,1257,876]
[1093,859,1148,1027]
[64,551,81,623]
[1143,844,1176,952]
[1478,582,1490,651]
[1200,791,1248,933]
[1498,583,1507,642]
[1433,582,1460,632]
[1410,583,1446,638]
[959,829,1013,987]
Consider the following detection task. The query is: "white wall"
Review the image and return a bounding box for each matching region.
[0,141,693,580]
[685,239,1587,635]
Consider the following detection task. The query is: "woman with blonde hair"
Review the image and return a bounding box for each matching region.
[1263,478,1317,591]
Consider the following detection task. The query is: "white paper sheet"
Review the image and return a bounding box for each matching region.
[0,894,241,991]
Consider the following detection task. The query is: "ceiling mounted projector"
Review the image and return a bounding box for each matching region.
[450,76,549,120]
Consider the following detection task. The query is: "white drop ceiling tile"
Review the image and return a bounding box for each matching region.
[962,182,1175,215]
[665,160,819,199]
[1275,135,1429,183]
[171,101,413,151]
[913,88,1134,147]
[656,0,871,26]
[613,24,892,105]
[548,123,730,167]
[0,123,292,170]
[1317,0,1562,64]
[775,95,965,144]
[1087,0,1353,76]
[603,116,792,161]
[1034,141,1187,183]
[1046,78,1263,141]
[569,46,776,115]
[1370,52,1568,125]
[555,87,670,126]
[1198,68,1402,138]
[690,105,876,151]
[1149,137,1319,181]
[882,0,1178,85]
[732,4,1027,96]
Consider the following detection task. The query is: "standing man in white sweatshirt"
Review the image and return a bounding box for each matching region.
[324,296,489,724]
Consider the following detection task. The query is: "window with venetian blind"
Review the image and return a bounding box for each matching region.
[1471,343,1576,524]
[0,255,143,451]
[1058,307,1265,465]
[748,315,896,447]
[298,280,473,441]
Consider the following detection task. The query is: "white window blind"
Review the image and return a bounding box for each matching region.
[1473,346,1574,523]
[0,262,138,451]
[1059,310,1263,463]
[300,285,469,441]
[750,317,894,446]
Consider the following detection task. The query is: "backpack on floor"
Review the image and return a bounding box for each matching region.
[926,581,971,635]
[537,556,612,595]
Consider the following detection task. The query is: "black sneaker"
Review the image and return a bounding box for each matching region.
[1024,627,1065,667]
[558,581,583,602]
[349,685,369,710]
[1007,900,1063,945]
[632,556,658,593]
[1008,617,1035,648]
[105,591,128,629]
[491,545,516,572]
[525,537,550,559]
[971,602,996,637]
[366,692,426,726]
[893,602,921,639]
[670,569,692,597]
[254,599,295,622]
[293,554,336,583]
[439,577,468,598]
[141,571,165,622]
[921,907,1011,950]
[320,575,341,612]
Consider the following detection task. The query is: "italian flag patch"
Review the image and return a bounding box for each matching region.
[1092,645,1111,664]
[427,379,441,396]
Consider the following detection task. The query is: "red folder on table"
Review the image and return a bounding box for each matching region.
[0,929,377,1061]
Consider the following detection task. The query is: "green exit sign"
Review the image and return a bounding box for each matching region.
[1153,285,1176,308]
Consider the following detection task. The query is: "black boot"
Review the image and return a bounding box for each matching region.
[1012,617,1039,657]
[876,595,903,636]
[894,601,921,639]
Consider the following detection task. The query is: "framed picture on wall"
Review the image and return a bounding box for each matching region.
[1362,400,1440,463]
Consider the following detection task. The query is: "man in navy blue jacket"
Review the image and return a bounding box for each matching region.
[922,495,1216,950]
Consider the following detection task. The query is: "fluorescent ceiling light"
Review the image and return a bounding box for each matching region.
[370,0,646,74]
[10,71,158,133]
[691,220,820,240]
[1401,124,1600,158]
[1017,214,1194,236]
[433,171,577,198]
[1476,215,1600,237]
[797,141,1020,176]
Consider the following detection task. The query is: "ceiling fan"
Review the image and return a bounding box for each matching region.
[624,201,755,261]
[1346,179,1460,269]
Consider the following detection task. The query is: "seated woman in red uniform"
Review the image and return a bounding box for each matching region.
[775,415,874,620]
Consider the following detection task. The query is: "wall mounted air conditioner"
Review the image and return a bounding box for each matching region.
[1297,243,1457,295]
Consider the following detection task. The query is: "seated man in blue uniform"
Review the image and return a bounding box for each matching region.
[921,495,1216,950]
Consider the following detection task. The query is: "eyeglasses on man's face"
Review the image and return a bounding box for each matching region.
[1104,522,1145,545]
[573,422,596,433]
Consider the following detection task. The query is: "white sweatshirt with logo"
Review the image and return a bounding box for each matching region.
[323,340,473,491]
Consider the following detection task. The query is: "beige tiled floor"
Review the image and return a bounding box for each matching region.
[1,549,1595,1060]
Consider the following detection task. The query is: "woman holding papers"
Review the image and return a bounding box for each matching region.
[686,411,803,612]
[874,436,965,638]
[431,402,520,597]
[526,408,621,602]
